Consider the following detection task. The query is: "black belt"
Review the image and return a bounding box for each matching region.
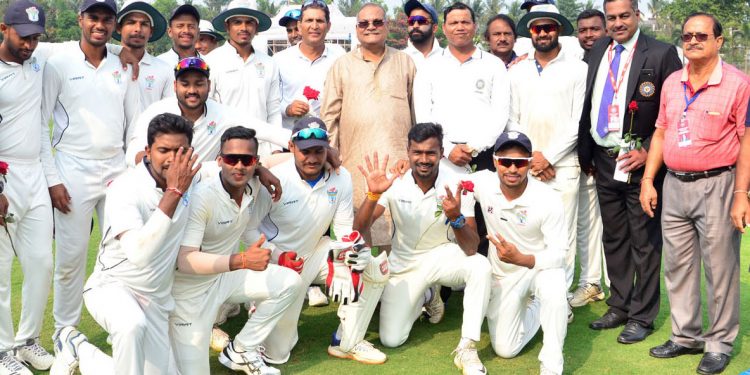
[597,145,619,158]
[667,166,733,182]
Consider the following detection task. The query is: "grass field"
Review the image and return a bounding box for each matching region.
[9,225,750,374]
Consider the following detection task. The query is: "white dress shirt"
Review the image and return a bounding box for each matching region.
[403,38,443,71]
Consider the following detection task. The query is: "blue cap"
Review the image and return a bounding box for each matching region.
[494,131,533,153]
[278,9,301,27]
[79,0,117,14]
[404,0,438,24]
[3,0,45,37]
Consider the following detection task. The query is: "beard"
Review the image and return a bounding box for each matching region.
[532,36,559,53]
[408,27,433,44]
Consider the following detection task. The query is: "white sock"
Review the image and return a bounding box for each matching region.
[423,288,433,305]
[458,337,474,349]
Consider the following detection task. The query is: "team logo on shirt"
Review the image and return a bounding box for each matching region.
[486,206,493,214]
[327,186,338,204]
[25,6,39,22]
[475,79,485,91]
[145,75,155,90]
[207,121,217,135]
[30,57,40,72]
[639,81,656,98]
[181,191,190,207]
[515,209,528,225]
[255,62,265,78]
[112,70,122,84]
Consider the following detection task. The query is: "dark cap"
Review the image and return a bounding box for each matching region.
[520,0,554,11]
[403,0,438,23]
[3,0,45,37]
[79,0,117,15]
[174,57,210,79]
[292,117,329,150]
[278,8,300,27]
[493,131,533,153]
[169,3,200,23]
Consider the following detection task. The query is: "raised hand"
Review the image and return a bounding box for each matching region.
[487,233,529,268]
[240,234,272,271]
[442,183,464,221]
[165,147,201,194]
[357,151,397,195]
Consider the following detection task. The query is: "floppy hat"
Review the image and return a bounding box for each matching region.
[112,0,167,43]
[212,0,272,33]
[517,3,574,38]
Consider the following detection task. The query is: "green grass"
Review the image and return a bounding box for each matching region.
[10,225,750,374]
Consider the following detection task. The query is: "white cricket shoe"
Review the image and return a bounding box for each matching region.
[14,338,53,370]
[0,351,31,375]
[424,286,444,324]
[453,340,487,375]
[219,341,280,375]
[210,326,231,352]
[568,283,605,307]
[50,327,87,375]
[307,286,329,307]
[327,340,387,365]
[567,303,574,324]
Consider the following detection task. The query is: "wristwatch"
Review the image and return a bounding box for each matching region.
[449,214,466,229]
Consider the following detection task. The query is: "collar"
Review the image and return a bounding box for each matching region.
[354,45,390,62]
[293,43,330,61]
[213,172,254,208]
[498,177,537,209]
[613,29,640,52]
[406,38,442,57]
[171,47,201,60]
[139,51,155,66]
[442,45,483,63]
[680,58,723,92]
[282,158,332,190]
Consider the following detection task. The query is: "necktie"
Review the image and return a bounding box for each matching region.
[596,44,626,138]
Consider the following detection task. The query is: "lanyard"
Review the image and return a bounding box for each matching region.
[607,40,637,99]
[682,83,703,112]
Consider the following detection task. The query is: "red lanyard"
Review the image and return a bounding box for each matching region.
[606,40,637,100]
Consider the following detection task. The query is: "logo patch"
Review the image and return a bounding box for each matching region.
[112,70,122,84]
[207,120,216,135]
[145,75,155,89]
[255,62,265,78]
[25,6,39,22]
[515,209,527,225]
[327,186,338,204]
[379,259,388,275]
[639,81,656,98]
[487,206,493,214]
[475,79,485,90]
[30,57,40,72]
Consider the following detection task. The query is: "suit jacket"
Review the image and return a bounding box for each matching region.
[577,32,682,171]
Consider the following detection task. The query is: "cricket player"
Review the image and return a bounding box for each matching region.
[39,0,141,344]
[246,117,389,365]
[196,19,223,55]
[51,113,200,375]
[470,131,568,375]
[157,4,201,66]
[353,123,492,375]
[171,126,303,375]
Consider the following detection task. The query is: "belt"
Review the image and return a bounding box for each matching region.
[596,145,619,158]
[667,166,733,182]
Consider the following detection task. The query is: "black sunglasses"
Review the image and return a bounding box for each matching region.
[221,154,259,167]
[356,19,385,29]
[493,156,532,168]
[681,32,713,43]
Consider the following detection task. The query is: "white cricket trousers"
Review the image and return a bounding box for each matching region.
[0,159,53,350]
[53,151,125,330]
[576,174,609,287]
[487,267,567,375]
[544,166,579,289]
[83,275,178,375]
[379,243,491,347]
[170,265,302,375]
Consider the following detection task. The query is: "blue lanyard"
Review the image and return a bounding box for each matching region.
[682,83,703,112]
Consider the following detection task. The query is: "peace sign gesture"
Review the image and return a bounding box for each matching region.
[357,151,398,195]
[442,183,464,221]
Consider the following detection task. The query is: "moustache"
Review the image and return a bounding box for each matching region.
[686,45,703,51]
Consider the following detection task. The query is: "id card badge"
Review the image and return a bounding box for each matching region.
[677,112,692,147]
[613,140,630,183]
[607,104,621,132]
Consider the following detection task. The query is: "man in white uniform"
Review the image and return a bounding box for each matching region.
[40,0,141,341]
[470,131,568,375]
[353,123,491,375]
[171,126,303,375]
[206,0,281,155]
[402,0,442,70]
[246,117,389,365]
[156,4,202,66]
[508,4,586,301]
[0,2,55,373]
[196,19,224,55]
[50,113,201,375]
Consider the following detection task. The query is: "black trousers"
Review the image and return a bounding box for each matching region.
[593,146,664,327]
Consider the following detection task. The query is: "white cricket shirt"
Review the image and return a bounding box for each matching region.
[403,38,443,71]
[273,43,345,130]
[156,48,202,68]
[136,52,175,109]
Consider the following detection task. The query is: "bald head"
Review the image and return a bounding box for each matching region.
[358,3,385,19]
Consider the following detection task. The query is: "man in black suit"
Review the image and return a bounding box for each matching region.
[577,0,681,344]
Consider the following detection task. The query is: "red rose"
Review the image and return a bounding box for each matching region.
[460,180,474,195]
[0,161,8,175]
[628,100,638,112]
[303,86,320,101]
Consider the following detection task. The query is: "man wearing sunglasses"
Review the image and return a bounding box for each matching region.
[354,123,491,375]
[576,0,681,344]
[469,131,569,375]
[642,14,749,375]
[245,117,388,366]
[402,0,442,69]
[508,4,586,319]
[278,9,301,46]
[196,19,224,55]
[171,126,302,375]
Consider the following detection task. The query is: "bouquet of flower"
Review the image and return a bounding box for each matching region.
[302,86,320,117]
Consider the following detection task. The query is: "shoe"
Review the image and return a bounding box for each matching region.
[567,304,574,324]
[0,351,32,375]
[589,310,627,330]
[424,286,445,324]
[649,340,703,358]
[569,283,605,307]
[617,321,653,344]
[211,326,231,352]
[49,327,87,375]
[696,352,730,375]
[14,338,54,370]
[216,303,242,325]
[328,340,387,365]
[452,340,487,375]
[307,286,329,307]
[219,341,280,375]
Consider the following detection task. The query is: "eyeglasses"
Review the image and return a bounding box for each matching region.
[407,15,431,26]
[529,23,559,35]
[175,57,209,74]
[302,0,328,9]
[681,32,713,42]
[492,156,532,168]
[292,127,329,141]
[356,19,385,29]
[221,154,259,167]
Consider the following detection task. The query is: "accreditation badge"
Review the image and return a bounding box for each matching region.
[677,112,692,148]
[607,104,620,132]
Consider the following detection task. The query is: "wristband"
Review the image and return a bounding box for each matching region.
[166,187,183,197]
[733,190,748,194]
[366,191,381,201]
[447,214,466,229]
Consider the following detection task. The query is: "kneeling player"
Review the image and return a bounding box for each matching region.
[354,123,492,375]
[471,131,569,375]
[171,127,303,375]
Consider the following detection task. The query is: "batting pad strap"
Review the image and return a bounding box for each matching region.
[337,252,389,351]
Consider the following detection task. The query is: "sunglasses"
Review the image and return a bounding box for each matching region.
[529,23,559,35]
[302,0,328,8]
[407,15,431,26]
[175,57,209,74]
[493,156,532,168]
[292,127,329,141]
[681,32,713,43]
[221,154,259,167]
[356,19,385,29]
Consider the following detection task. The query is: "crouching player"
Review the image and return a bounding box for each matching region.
[470,131,569,375]
[246,117,389,365]
[354,123,492,375]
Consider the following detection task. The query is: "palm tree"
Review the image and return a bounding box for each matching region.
[258,0,280,16]
[337,0,364,16]
[505,0,523,22]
